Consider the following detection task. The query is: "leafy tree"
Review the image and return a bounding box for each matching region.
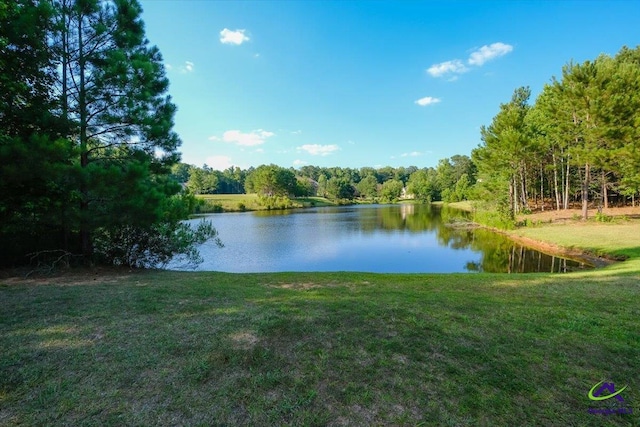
[406,168,438,203]
[474,87,534,220]
[376,166,396,184]
[220,166,245,193]
[316,174,328,198]
[294,177,316,197]
[326,177,355,200]
[245,164,296,197]
[356,175,379,199]
[170,163,192,183]
[443,173,471,202]
[186,166,218,194]
[380,179,404,202]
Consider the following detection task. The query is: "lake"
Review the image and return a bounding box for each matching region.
[173,204,592,273]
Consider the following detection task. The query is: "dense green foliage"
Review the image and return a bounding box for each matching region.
[0,0,217,267]
[182,157,476,207]
[474,46,640,222]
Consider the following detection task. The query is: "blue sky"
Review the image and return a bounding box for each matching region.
[138,0,640,171]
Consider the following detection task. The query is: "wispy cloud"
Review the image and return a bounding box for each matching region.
[427,60,468,78]
[220,28,250,45]
[468,42,513,66]
[181,61,194,73]
[209,129,275,147]
[415,96,441,107]
[401,151,423,157]
[297,144,340,156]
[293,159,308,166]
[427,42,513,79]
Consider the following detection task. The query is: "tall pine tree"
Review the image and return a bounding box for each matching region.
[53,0,184,260]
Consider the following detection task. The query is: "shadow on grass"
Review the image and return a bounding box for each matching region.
[1,270,639,426]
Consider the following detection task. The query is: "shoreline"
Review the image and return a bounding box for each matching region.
[445,201,633,268]
[497,230,617,268]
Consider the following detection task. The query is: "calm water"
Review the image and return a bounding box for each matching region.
[173,204,592,273]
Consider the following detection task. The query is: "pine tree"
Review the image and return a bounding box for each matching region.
[53,0,182,259]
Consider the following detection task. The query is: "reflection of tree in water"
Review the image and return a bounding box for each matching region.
[362,204,470,234]
[465,228,590,273]
[356,204,438,233]
[350,204,591,273]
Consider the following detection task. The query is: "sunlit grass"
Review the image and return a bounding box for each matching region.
[1,263,639,425]
[513,220,640,259]
[196,194,336,212]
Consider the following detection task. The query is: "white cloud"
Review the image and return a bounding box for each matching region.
[164,63,173,71]
[468,42,513,66]
[293,159,308,166]
[182,61,194,73]
[206,155,233,171]
[427,60,468,77]
[401,151,423,157]
[297,144,340,156]
[427,42,513,79]
[415,96,441,106]
[220,28,250,45]
[210,129,275,146]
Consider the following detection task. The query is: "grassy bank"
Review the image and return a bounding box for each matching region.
[2,221,640,425]
[196,194,337,213]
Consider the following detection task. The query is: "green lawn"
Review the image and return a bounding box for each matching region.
[196,194,337,213]
[1,220,640,425]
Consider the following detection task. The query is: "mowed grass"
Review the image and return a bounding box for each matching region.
[2,219,640,425]
[513,220,640,262]
[197,194,336,212]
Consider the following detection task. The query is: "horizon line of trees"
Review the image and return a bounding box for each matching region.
[172,156,477,204]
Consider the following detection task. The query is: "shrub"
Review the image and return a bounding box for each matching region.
[93,220,223,269]
[595,211,613,223]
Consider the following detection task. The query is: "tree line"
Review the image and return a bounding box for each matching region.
[473,45,640,221]
[175,156,476,205]
[1,0,218,268]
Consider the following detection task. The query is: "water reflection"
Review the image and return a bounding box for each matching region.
[177,204,593,273]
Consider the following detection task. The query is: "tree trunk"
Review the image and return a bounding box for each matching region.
[508,178,515,218]
[77,11,92,260]
[540,163,544,211]
[553,153,560,210]
[564,156,570,210]
[602,171,609,209]
[520,165,528,211]
[581,163,590,220]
